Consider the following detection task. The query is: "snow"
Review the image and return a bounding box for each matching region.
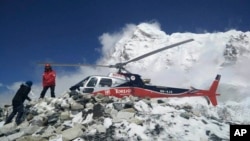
[1,22,250,140]
[103,118,112,128]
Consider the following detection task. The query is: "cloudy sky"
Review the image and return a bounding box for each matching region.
[0,0,249,104]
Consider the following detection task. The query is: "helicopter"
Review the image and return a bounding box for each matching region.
[40,39,221,106]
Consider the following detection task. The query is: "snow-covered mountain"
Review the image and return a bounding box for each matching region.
[99,23,250,103]
[1,22,250,141]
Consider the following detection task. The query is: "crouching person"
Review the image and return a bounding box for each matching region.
[5,81,33,125]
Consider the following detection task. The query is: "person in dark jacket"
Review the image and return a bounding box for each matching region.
[5,81,32,125]
[39,64,56,98]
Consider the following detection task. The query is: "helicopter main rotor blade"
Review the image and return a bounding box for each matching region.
[37,39,194,71]
[123,38,194,65]
[37,63,110,68]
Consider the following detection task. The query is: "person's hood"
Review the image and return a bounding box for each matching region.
[25,81,33,87]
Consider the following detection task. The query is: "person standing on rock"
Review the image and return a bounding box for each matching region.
[5,81,33,125]
[39,63,56,98]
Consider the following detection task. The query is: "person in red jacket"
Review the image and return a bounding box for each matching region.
[39,64,56,98]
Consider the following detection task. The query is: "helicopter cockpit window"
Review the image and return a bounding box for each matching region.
[87,77,98,87]
[80,77,90,86]
[99,78,112,87]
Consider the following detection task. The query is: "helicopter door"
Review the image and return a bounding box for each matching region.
[83,77,98,93]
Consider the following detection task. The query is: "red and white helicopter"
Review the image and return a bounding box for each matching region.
[41,39,221,106]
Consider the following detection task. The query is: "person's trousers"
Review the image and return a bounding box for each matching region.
[40,85,55,98]
[5,104,24,125]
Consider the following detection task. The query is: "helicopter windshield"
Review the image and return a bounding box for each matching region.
[69,76,90,91]
[87,77,98,87]
[80,76,90,86]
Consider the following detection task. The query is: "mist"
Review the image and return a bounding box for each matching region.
[1,22,249,107]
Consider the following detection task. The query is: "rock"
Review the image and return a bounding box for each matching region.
[109,109,118,119]
[120,108,136,113]
[6,131,25,141]
[0,136,8,141]
[82,113,93,124]
[22,125,40,135]
[0,122,18,135]
[40,126,57,138]
[90,124,106,133]
[30,116,48,126]
[113,103,123,111]
[0,90,233,141]
[60,100,70,109]
[93,103,104,119]
[180,112,192,119]
[103,118,112,128]
[93,94,105,103]
[60,111,71,121]
[16,135,47,141]
[128,118,143,125]
[72,112,83,124]
[72,137,84,141]
[70,102,84,111]
[48,114,60,125]
[85,102,94,109]
[62,126,84,141]
[113,111,135,123]
[49,134,63,141]
[124,102,134,109]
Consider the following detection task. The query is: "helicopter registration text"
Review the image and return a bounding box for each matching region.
[115,89,132,95]
[105,90,111,96]
[160,90,173,94]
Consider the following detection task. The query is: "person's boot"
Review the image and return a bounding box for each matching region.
[16,118,22,126]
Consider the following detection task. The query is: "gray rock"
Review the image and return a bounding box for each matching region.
[30,115,48,126]
[85,102,94,109]
[7,131,25,141]
[60,111,71,121]
[180,112,192,119]
[16,135,47,141]
[113,111,135,123]
[0,123,18,135]
[113,103,124,111]
[93,94,105,103]
[90,124,106,133]
[70,101,84,110]
[22,125,40,135]
[40,126,57,138]
[72,137,85,141]
[120,108,136,113]
[62,126,84,141]
[93,104,104,119]
[0,136,8,141]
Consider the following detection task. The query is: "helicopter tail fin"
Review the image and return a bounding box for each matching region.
[207,74,221,106]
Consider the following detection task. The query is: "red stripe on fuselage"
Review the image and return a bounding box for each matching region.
[93,87,210,98]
